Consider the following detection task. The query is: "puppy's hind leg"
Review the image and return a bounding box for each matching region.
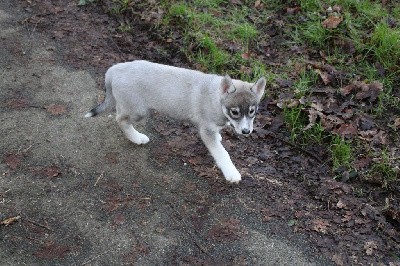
[116,105,149,145]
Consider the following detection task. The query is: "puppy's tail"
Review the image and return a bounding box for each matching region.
[85,72,115,118]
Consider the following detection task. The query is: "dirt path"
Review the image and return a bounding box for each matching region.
[0,1,331,265]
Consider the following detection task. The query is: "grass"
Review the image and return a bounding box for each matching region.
[163,1,261,78]
[330,136,352,170]
[369,150,398,188]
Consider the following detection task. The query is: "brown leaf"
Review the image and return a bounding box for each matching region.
[241,52,250,60]
[355,81,383,101]
[46,104,68,115]
[353,157,372,170]
[113,213,125,226]
[332,253,345,266]
[44,165,61,178]
[336,199,347,209]
[207,218,242,242]
[34,243,70,259]
[364,241,377,255]
[286,6,301,15]
[311,218,330,233]
[394,118,400,128]
[4,153,22,170]
[1,215,21,226]
[6,98,31,109]
[322,15,343,29]
[334,123,358,138]
[340,84,356,96]
[315,69,332,85]
[105,152,119,164]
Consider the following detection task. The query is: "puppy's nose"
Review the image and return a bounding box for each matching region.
[242,129,250,135]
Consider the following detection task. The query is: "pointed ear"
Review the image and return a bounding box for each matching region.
[251,77,266,99]
[220,75,235,94]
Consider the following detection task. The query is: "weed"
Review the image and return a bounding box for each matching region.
[369,22,400,71]
[330,135,352,170]
[283,106,307,142]
[369,150,398,188]
[78,0,96,5]
[293,69,318,97]
[110,0,133,14]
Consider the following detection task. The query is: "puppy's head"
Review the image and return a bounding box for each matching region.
[220,75,266,136]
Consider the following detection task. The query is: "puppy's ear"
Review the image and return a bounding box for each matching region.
[251,77,266,100]
[220,75,236,94]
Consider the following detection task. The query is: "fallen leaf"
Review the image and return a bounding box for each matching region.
[105,152,119,164]
[322,15,343,29]
[276,78,293,88]
[6,98,31,109]
[45,104,68,115]
[45,165,61,178]
[1,215,21,226]
[207,218,243,242]
[4,153,22,170]
[355,81,383,101]
[241,52,250,60]
[340,84,356,96]
[333,123,358,138]
[311,218,330,233]
[336,199,347,209]
[315,69,332,85]
[286,6,301,15]
[364,241,377,255]
[393,118,400,128]
[353,157,372,170]
[34,243,71,259]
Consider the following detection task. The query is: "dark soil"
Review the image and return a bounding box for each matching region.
[1,0,399,265]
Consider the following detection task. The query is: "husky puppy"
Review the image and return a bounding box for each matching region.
[85,60,266,183]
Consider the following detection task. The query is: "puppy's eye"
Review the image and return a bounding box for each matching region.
[230,109,240,117]
[249,107,256,115]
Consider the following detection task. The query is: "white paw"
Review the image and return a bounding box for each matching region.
[223,168,241,183]
[129,133,150,145]
[217,133,222,142]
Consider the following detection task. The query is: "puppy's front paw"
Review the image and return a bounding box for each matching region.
[224,168,241,183]
[128,132,150,145]
[135,133,150,145]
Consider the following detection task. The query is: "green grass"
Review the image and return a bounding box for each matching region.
[163,1,262,78]
[369,150,398,188]
[330,136,352,170]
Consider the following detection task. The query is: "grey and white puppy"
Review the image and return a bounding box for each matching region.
[85,60,266,183]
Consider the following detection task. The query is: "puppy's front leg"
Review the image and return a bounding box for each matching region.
[199,128,241,183]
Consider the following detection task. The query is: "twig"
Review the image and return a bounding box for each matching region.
[94,172,104,186]
[25,219,54,232]
[266,132,324,164]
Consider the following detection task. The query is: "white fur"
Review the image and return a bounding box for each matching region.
[86,60,266,183]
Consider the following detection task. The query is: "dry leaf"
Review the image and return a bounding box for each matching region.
[322,15,343,29]
[46,104,68,115]
[340,84,356,96]
[364,241,377,255]
[311,218,330,233]
[1,215,21,226]
[394,118,400,128]
[315,69,332,85]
